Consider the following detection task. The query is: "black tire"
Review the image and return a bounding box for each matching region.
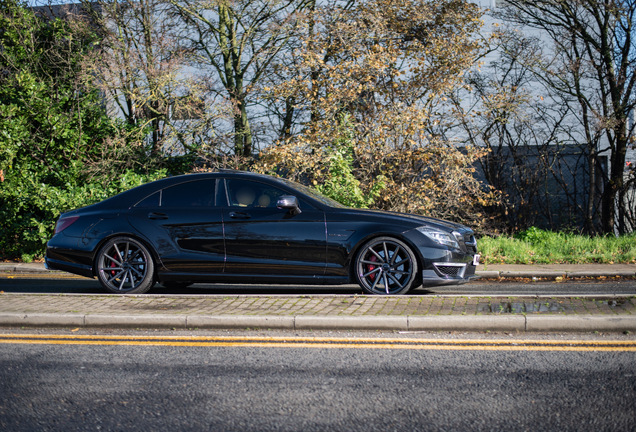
[161,282,193,289]
[96,236,155,294]
[354,236,419,295]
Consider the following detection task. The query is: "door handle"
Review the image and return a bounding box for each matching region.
[148,212,169,220]
[229,211,251,219]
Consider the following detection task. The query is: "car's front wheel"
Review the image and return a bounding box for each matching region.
[96,237,155,294]
[354,237,419,295]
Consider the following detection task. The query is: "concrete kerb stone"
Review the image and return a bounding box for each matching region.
[566,271,636,278]
[0,263,55,273]
[474,271,500,279]
[525,315,636,332]
[0,313,85,327]
[499,271,566,279]
[408,315,525,332]
[187,315,295,329]
[84,314,187,328]
[295,315,408,331]
[0,312,635,332]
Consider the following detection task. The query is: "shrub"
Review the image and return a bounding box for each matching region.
[0,170,166,261]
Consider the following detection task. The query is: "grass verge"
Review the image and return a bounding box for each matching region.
[479,228,636,264]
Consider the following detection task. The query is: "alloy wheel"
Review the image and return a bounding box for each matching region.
[96,237,155,294]
[355,237,418,295]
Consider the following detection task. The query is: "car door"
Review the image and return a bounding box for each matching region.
[221,178,327,276]
[126,178,225,273]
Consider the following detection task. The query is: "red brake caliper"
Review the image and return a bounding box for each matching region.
[110,251,118,277]
[367,255,378,281]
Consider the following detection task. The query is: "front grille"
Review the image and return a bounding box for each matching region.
[451,232,465,252]
[453,230,477,253]
[464,233,477,254]
[434,263,466,277]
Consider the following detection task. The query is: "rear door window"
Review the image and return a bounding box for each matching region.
[160,179,218,207]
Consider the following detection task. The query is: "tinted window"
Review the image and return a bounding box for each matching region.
[161,179,218,207]
[215,179,228,206]
[225,179,289,208]
[275,177,348,208]
[135,191,160,208]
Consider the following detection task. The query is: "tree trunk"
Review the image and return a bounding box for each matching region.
[585,149,597,234]
[234,97,252,156]
[279,96,295,142]
[601,132,627,235]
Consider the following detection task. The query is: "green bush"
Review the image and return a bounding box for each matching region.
[0,0,167,261]
[313,114,385,208]
[0,170,166,262]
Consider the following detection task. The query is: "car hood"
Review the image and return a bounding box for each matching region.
[332,208,470,232]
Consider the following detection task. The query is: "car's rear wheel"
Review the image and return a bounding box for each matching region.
[355,237,418,295]
[96,237,155,294]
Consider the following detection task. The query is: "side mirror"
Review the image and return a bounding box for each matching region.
[277,195,302,215]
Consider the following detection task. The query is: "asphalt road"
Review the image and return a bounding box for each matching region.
[1,273,636,296]
[1,330,635,431]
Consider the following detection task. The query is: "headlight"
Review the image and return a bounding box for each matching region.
[416,226,459,249]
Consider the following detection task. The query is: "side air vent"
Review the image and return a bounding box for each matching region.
[433,263,466,278]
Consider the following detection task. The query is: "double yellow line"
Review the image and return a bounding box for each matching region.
[1,334,635,351]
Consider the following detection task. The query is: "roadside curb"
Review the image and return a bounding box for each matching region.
[0,263,58,273]
[478,270,636,279]
[1,264,635,279]
[1,312,635,332]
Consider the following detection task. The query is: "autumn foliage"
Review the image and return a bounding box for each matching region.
[252,0,500,231]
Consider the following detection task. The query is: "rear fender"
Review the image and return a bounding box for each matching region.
[86,216,166,276]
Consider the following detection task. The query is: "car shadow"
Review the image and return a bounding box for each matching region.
[0,276,437,295]
[150,284,437,296]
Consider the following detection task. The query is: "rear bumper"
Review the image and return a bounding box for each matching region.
[45,255,94,279]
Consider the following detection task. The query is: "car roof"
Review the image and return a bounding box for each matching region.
[71,171,330,213]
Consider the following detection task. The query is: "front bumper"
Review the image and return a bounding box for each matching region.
[421,260,479,286]
[404,227,479,287]
[414,243,479,286]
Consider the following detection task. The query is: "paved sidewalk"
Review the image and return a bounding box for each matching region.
[1,262,635,332]
[0,292,634,332]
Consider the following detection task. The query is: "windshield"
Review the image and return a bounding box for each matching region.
[276,178,348,208]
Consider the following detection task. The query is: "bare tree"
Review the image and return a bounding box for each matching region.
[446,28,608,233]
[83,0,227,158]
[496,0,636,234]
[167,0,307,156]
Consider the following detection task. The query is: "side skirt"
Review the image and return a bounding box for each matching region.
[158,272,349,286]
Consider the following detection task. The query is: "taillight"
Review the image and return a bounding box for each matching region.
[54,216,79,234]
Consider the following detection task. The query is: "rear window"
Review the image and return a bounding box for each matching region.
[161,179,218,207]
[135,192,160,208]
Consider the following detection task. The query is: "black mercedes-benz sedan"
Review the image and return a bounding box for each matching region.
[46,170,479,295]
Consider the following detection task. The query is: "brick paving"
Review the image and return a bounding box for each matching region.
[0,293,634,317]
